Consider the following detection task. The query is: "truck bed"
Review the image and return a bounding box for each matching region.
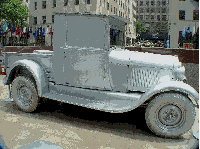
[3,50,54,81]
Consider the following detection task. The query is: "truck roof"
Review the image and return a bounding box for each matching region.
[53,12,129,24]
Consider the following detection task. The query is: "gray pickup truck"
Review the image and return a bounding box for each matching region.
[2,12,199,138]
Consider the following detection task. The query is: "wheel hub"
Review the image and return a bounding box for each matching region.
[159,105,182,126]
[18,87,32,107]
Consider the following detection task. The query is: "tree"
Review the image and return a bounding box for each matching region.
[2,0,28,27]
[0,0,9,20]
[1,0,29,45]
[136,21,146,36]
[163,23,168,33]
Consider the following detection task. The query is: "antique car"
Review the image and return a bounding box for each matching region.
[2,12,199,138]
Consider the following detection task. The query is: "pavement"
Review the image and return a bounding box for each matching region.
[0,75,199,149]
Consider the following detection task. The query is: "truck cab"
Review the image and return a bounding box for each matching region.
[52,12,127,90]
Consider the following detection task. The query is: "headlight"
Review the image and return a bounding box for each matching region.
[173,62,182,68]
[183,78,187,83]
[173,66,186,81]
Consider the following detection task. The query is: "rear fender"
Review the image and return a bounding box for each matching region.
[140,81,199,107]
[3,59,49,97]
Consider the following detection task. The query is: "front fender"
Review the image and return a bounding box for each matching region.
[140,81,199,107]
[3,59,49,97]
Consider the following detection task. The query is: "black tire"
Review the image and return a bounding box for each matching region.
[11,76,39,112]
[145,93,196,138]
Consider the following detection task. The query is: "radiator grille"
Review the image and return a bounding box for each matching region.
[131,68,159,89]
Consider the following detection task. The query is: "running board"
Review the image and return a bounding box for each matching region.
[42,92,143,113]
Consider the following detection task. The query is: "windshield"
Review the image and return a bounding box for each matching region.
[110,28,125,47]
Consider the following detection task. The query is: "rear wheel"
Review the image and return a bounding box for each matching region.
[145,93,196,138]
[11,76,39,112]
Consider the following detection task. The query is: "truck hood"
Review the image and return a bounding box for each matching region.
[109,50,180,68]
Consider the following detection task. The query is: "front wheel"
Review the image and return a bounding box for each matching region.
[11,76,39,112]
[145,93,196,138]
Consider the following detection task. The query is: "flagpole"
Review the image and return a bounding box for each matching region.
[11,24,12,46]
[51,26,52,46]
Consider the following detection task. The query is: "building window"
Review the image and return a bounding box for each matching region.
[151,15,155,20]
[33,17,37,25]
[146,1,149,6]
[111,5,112,12]
[151,8,155,13]
[42,1,46,9]
[151,1,154,5]
[114,7,115,14]
[162,0,166,5]
[161,25,166,31]
[157,15,160,20]
[151,23,155,28]
[140,1,143,6]
[86,0,90,4]
[139,15,143,20]
[193,10,199,20]
[156,8,160,13]
[75,0,79,5]
[64,0,68,6]
[146,15,150,20]
[179,0,185,1]
[140,8,144,13]
[121,12,122,16]
[178,31,183,44]
[179,10,185,20]
[137,1,138,6]
[34,2,37,10]
[162,15,167,21]
[146,8,149,13]
[162,8,166,13]
[123,3,124,9]
[119,11,120,16]
[52,15,54,23]
[52,0,56,7]
[116,8,117,15]
[104,0,105,8]
[107,2,109,10]
[157,1,160,5]
[42,16,46,24]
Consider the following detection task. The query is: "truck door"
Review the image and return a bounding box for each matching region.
[53,15,111,90]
